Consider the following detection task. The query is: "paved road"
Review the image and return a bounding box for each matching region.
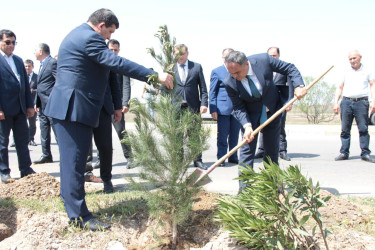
[7,123,375,197]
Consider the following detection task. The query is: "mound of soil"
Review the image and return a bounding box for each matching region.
[0,174,375,249]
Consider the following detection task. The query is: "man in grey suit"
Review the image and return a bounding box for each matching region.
[24,59,38,146]
[33,43,57,164]
[255,47,294,161]
[44,9,173,230]
[174,44,209,170]
[0,29,36,183]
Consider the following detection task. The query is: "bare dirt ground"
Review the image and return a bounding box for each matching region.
[0,173,375,249]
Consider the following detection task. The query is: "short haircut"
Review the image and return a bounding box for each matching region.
[267,47,280,55]
[0,29,16,40]
[38,43,50,55]
[87,8,119,29]
[225,51,248,65]
[24,59,34,66]
[222,48,234,56]
[175,44,188,52]
[107,39,120,47]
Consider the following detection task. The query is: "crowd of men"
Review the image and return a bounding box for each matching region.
[1,8,374,231]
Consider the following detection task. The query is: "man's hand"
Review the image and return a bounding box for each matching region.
[122,106,129,113]
[211,112,218,120]
[113,109,122,123]
[27,108,35,118]
[286,104,293,112]
[370,101,375,115]
[0,111,4,120]
[200,106,207,114]
[243,125,255,143]
[158,72,174,89]
[294,86,307,100]
[333,103,340,115]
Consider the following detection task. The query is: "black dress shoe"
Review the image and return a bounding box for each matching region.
[361,154,375,163]
[71,218,111,231]
[93,160,100,169]
[21,169,36,178]
[1,174,12,184]
[103,181,114,194]
[280,152,291,161]
[334,153,348,161]
[29,140,37,146]
[33,156,53,164]
[194,161,208,170]
[219,162,226,167]
[254,151,263,159]
[228,159,239,164]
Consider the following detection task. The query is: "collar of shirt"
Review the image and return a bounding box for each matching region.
[40,55,51,66]
[241,63,262,94]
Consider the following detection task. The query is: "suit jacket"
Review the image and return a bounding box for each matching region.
[44,23,154,128]
[29,72,38,105]
[173,60,208,113]
[209,65,233,115]
[0,54,33,116]
[102,71,122,115]
[224,53,304,128]
[273,72,294,105]
[36,56,57,110]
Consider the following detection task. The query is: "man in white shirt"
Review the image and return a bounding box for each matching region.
[333,50,375,162]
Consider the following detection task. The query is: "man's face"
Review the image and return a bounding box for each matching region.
[24,62,34,75]
[226,61,249,81]
[34,47,43,61]
[348,52,362,70]
[97,23,116,40]
[108,43,120,55]
[0,34,16,56]
[268,48,280,59]
[175,47,188,65]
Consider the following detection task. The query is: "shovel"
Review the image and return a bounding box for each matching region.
[189,65,334,186]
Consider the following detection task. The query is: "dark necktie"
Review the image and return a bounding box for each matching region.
[246,75,261,99]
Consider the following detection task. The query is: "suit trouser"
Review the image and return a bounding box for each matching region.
[28,112,37,141]
[217,114,240,161]
[257,110,287,154]
[0,112,33,176]
[93,109,113,182]
[112,114,131,159]
[52,118,93,222]
[39,109,57,159]
[239,112,281,190]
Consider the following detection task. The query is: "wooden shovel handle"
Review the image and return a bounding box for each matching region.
[197,65,334,180]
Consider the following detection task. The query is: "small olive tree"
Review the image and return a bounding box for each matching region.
[295,76,336,124]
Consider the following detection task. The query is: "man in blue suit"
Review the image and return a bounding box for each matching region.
[44,9,173,230]
[224,51,306,190]
[34,43,57,164]
[209,48,240,167]
[0,29,36,183]
[24,59,38,146]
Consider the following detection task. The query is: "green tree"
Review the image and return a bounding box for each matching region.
[295,76,336,124]
[125,25,210,249]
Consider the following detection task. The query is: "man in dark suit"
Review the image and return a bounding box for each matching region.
[255,47,294,161]
[0,29,36,183]
[24,59,38,146]
[209,48,240,167]
[174,44,209,170]
[91,39,133,170]
[33,43,57,164]
[224,51,306,190]
[44,9,173,230]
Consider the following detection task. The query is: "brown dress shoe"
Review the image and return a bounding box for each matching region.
[84,172,102,183]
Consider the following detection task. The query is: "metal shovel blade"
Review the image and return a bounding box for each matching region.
[186,168,212,186]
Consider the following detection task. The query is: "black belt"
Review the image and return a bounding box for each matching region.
[343,96,368,101]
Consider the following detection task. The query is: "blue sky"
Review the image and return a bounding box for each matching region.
[2,0,375,96]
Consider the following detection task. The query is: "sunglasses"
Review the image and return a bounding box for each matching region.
[3,40,17,45]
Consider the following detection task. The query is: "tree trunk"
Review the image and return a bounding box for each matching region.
[172,220,178,250]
